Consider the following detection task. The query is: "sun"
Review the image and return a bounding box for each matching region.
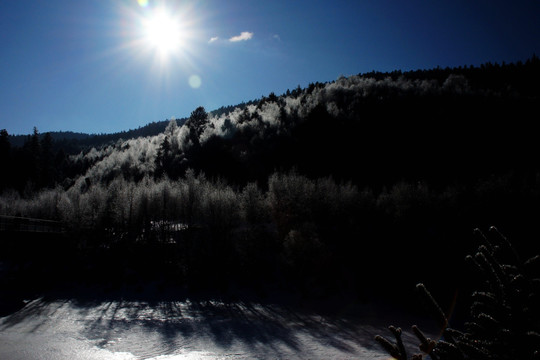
[114,2,201,72]
[142,7,184,58]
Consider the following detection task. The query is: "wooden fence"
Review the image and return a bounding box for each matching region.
[0,215,64,234]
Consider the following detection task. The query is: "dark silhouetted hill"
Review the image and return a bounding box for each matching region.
[1,56,540,301]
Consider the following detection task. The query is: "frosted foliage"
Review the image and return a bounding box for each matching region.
[70,136,166,185]
[0,190,20,215]
[0,188,70,220]
[174,125,190,151]
[326,102,340,117]
[240,182,267,223]
[165,119,178,135]
[200,182,240,229]
[199,112,241,143]
[259,102,281,127]
[443,74,470,94]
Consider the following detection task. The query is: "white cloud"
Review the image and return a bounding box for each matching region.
[209,36,219,43]
[229,31,253,42]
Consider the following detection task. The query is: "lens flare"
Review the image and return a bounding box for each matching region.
[137,0,149,7]
[188,75,202,88]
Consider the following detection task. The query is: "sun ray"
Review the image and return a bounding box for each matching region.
[91,0,211,89]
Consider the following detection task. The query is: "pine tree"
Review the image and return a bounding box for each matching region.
[40,132,54,188]
[186,106,208,145]
[0,129,11,190]
[155,135,172,179]
[375,227,540,359]
[21,127,41,192]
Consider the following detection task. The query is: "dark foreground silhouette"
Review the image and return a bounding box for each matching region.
[376,227,540,360]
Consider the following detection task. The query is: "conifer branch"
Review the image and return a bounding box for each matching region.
[375,334,402,359]
[411,324,437,357]
[474,228,496,255]
[416,283,448,330]
[375,228,540,360]
[389,326,408,360]
[489,226,522,267]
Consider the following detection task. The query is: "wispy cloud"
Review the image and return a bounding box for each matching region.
[229,31,254,42]
[209,36,219,43]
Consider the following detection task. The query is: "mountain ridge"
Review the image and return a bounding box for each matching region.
[7,55,538,151]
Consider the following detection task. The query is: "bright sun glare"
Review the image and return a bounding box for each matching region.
[142,8,183,58]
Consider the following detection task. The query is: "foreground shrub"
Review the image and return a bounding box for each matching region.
[375,227,540,360]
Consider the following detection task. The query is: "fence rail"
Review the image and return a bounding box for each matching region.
[0,215,65,234]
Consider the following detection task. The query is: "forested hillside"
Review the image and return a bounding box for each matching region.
[1,57,540,297]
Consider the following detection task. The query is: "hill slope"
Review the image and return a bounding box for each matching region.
[70,56,540,188]
[1,57,540,299]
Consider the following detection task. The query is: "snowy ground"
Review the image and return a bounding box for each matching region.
[0,294,435,359]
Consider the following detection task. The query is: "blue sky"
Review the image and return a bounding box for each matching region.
[1,0,539,135]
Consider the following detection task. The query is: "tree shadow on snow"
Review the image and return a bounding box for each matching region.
[1,290,410,358]
[0,285,437,358]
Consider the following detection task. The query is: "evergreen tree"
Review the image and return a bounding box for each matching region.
[186,106,208,144]
[40,132,54,188]
[0,129,9,156]
[237,107,250,125]
[375,227,540,360]
[155,135,172,179]
[21,127,41,192]
[0,129,11,190]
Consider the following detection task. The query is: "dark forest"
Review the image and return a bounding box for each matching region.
[1,57,540,358]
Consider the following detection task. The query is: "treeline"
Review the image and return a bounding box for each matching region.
[2,168,540,296]
[0,128,69,193]
[7,119,187,154]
